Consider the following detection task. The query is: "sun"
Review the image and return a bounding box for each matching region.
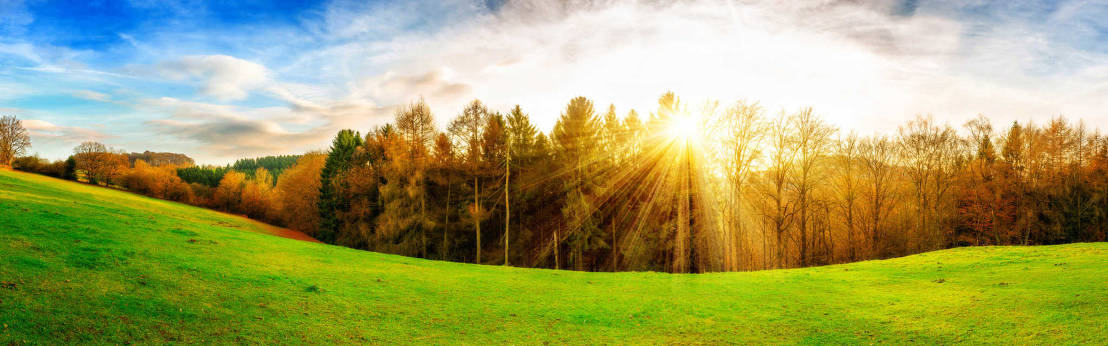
[666,112,704,141]
[670,118,697,139]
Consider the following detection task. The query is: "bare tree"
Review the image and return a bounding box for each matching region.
[898,115,961,250]
[858,136,899,258]
[448,99,489,264]
[0,115,31,167]
[788,108,836,267]
[832,133,861,262]
[433,133,456,260]
[715,101,764,270]
[396,98,438,258]
[758,112,798,268]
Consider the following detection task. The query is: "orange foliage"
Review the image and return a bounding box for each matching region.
[214,171,246,212]
[123,160,193,202]
[273,153,327,233]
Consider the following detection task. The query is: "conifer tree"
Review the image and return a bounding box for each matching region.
[553,96,604,270]
[318,129,364,244]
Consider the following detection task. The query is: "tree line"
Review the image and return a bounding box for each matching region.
[127,151,195,167]
[3,94,1107,273]
[175,155,301,187]
[304,93,1108,272]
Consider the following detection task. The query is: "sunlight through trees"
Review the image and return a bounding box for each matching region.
[13,93,1108,272]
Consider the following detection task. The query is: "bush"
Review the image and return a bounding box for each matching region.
[13,155,68,178]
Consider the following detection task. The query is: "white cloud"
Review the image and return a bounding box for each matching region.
[159,55,269,101]
[0,80,36,101]
[295,0,1108,133]
[71,90,111,102]
[318,0,485,40]
[139,97,392,162]
[7,0,1108,163]
[21,119,113,143]
[0,42,41,64]
[351,69,471,112]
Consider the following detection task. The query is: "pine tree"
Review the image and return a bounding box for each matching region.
[553,96,604,270]
[318,129,364,244]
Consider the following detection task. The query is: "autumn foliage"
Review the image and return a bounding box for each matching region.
[11,95,1108,273]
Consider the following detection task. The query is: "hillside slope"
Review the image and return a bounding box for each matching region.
[1,169,1106,344]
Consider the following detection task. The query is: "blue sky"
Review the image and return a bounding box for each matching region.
[2,0,1107,163]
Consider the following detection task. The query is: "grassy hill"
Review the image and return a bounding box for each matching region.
[1,169,1106,344]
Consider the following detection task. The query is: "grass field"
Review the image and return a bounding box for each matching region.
[1,169,1106,344]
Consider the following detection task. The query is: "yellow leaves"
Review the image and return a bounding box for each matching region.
[124,160,192,201]
[274,153,326,233]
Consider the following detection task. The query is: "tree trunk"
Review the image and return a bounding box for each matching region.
[776,226,785,269]
[847,199,856,262]
[553,230,559,270]
[799,192,808,267]
[421,191,427,258]
[443,178,450,260]
[474,177,481,264]
[761,219,768,270]
[504,150,510,266]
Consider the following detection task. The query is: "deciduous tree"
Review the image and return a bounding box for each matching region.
[0,115,31,167]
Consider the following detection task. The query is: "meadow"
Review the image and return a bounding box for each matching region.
[1,169,1105,343]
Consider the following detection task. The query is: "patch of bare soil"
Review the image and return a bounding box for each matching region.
[211,211,321,243]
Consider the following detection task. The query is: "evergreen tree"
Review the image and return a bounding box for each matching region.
[318,129,364,243]
[553,96,605,270]
[505,105,539,266]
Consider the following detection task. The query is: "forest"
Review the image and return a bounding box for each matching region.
[5,92,1108,273]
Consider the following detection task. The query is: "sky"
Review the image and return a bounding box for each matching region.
[1,0,1107,164]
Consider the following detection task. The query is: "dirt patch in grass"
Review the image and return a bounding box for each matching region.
[170,228,199,237]
[187,239,219,245]
[204,210,321,244]
[265,227,321,243]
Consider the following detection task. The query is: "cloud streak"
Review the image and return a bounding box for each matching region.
[20,119,114,143]
[141,97,392,160]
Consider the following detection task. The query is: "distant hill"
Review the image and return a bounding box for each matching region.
[127,151,195,167]
[0,169,1105,343]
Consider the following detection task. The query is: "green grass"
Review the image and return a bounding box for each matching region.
[1,169,1106,344]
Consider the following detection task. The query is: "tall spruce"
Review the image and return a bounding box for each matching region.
[318,129,364,243]
[553,96,604,270]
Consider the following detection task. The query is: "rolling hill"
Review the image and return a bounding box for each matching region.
[1,169,1105,343]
